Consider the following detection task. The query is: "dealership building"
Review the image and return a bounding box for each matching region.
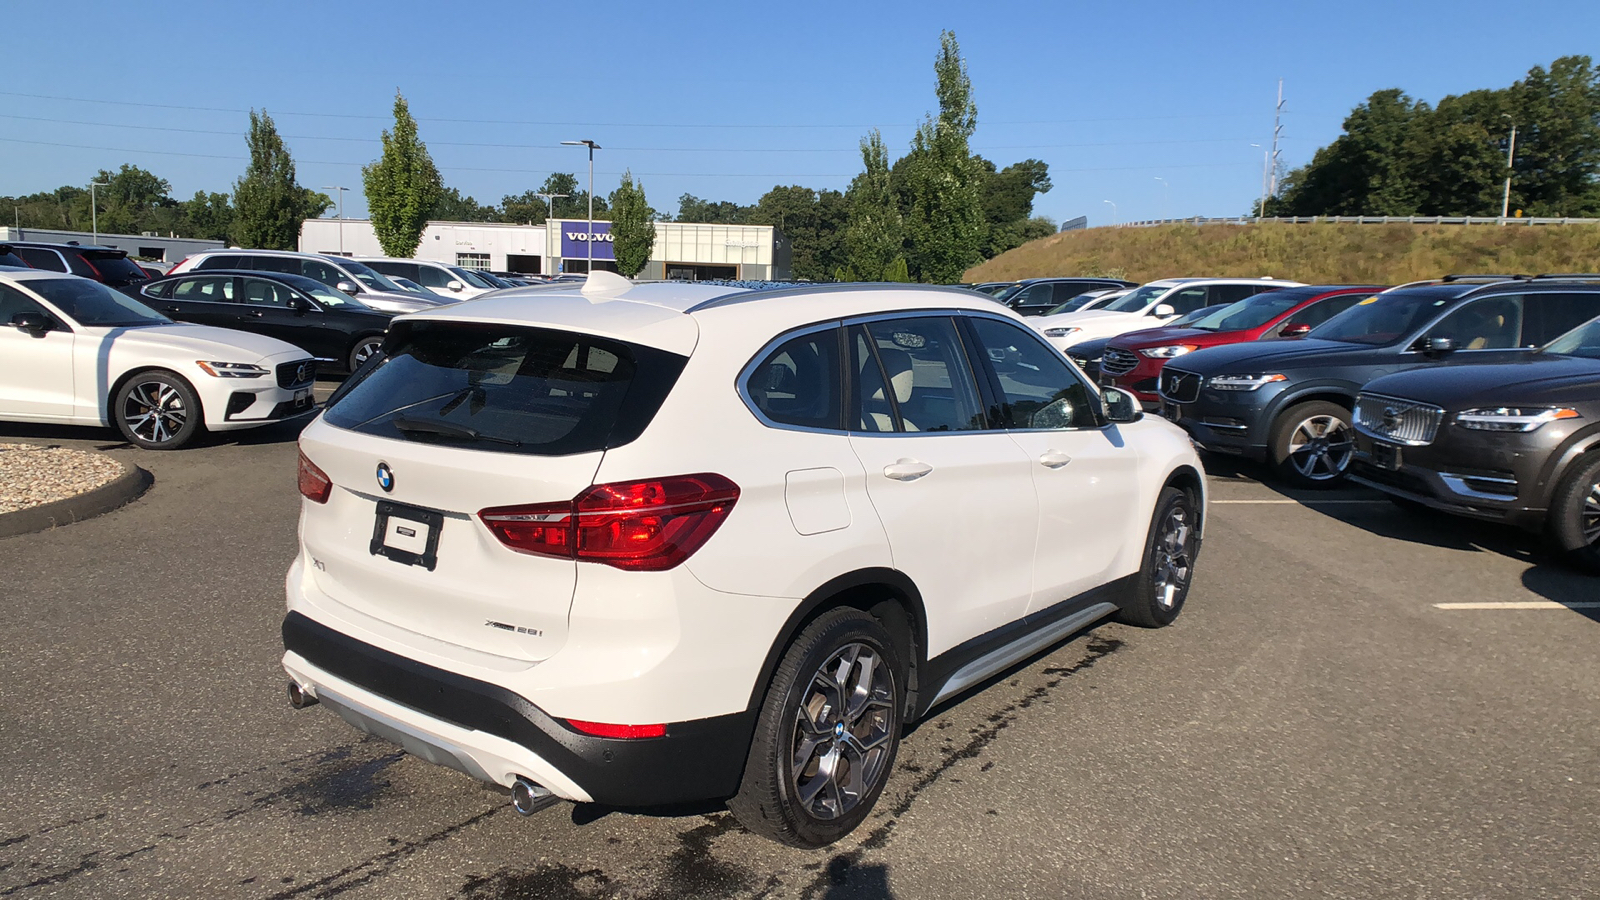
[298,218,790,281]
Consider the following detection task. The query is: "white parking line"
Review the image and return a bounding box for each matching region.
[1211,499,1390,505]
[1434,601,1600,610]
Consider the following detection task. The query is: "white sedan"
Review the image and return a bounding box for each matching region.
[0,270,318,449]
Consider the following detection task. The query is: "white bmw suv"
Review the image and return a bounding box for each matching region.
[282,274,1207,847]
[0,270,317,449]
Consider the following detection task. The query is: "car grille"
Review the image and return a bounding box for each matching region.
[276,359,317,389]
[1159,368,1202,404]
[1101,348,1139,376]
[1354,393,1445,446]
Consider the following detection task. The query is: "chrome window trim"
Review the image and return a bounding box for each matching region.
[1439,472,1519,502]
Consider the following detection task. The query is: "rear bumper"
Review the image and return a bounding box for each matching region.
[281,611,756,807]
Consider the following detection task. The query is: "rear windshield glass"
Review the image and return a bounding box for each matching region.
[81,250,149,286]
[323,321,687,455]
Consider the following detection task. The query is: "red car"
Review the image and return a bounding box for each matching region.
[1101,285,1383,405]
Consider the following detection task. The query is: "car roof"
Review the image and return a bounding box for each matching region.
[8,241,124,253]
[398,280,1019,356]
[156,268,329,287]
[0,268,82,283]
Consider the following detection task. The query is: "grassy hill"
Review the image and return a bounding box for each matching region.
[964,223,1600,285]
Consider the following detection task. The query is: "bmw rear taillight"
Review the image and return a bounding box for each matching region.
[297,449,332,504]
[564,719,667,739]
[479,474,739,571]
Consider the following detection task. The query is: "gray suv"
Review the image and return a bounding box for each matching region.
[169,250,445,314]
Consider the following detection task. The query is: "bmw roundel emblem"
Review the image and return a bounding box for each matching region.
[376,462,394,493]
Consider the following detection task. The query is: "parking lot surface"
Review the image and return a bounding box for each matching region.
[2,405,1596,899]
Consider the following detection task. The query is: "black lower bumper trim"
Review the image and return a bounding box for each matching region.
[282,611,755,807]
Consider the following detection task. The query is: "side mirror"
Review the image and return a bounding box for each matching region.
[288,296,310,312]
[1151,303,1176,318]
[1279,322,1312,338]
[1426,336,1456,353]
[446,280,464,292]
[10,312,52,336]
[1102,387,1144,424]
[335,280,359,296]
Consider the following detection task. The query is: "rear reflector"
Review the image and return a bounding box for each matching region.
[564,719,667,739]
[297,449,332,504]
[479,473,739,571]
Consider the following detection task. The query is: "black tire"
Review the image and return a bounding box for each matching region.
[1118,486,1200,628]
[113,370,204,450]
[1549,453,1600,574]
[347,336,385,373]
[1270,400,1355,488]
[727,608,905,848]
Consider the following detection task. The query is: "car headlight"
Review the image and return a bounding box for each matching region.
[196,361,269,378]
[1043,327,1081,338]
[1140,344,1200,358]
[1455,407,1580,432]
[1207,373,1287,391]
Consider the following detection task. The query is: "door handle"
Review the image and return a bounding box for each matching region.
[248,310,265,318]
[1038,450,1073,468]
[163,306,180,313]
[883,459,933,482]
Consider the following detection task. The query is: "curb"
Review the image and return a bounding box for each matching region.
[0,458,153,539]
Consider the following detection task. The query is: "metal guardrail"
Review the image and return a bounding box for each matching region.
[1113,215,1600,228]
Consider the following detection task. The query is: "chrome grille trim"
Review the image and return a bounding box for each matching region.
[1100,348,1139,376]
[1354,392,1445,446]
[1159,368,1202,404]
[276,359,317,389]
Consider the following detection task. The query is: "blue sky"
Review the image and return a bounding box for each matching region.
[3,0,1597,226]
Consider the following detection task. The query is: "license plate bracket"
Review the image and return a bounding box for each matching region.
[370,501,444,571]
[1161,401,1183,422]
[1370,441,1402,471]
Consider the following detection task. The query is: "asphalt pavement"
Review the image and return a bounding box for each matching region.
[1,405,1596,899]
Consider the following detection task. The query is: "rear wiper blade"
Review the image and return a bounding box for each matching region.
[390,415,522,447]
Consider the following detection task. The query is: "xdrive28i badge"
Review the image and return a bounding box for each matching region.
[376,462,394,493]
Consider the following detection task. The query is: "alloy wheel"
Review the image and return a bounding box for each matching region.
[122,381,188,445]
[1153,506,1192,609]
[1583,479,1600,546]
[790,642,895,821]
[353,339,383,367]
[1287,415,1354,481]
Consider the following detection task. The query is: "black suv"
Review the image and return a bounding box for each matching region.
[6,241,150,288]
[1348,312,1600,571]
[137,270,393,372]
[991,277,1138,316]
[1158,276,1600,486]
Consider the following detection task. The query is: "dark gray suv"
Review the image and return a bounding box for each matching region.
[1348,313,1600,571]
[1158,276,1600,486]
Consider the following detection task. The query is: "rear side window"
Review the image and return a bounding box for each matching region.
[14,247,67,272]
[172,276,236,303]
[324,322,687,456]
[197,254,246,270]
[745,328,841,430]
[1523,292,1600,346]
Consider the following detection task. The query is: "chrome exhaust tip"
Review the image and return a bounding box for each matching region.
[511,777,555,815]
[287,681,318,709]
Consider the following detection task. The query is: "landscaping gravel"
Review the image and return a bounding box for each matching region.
[0,443,126,514]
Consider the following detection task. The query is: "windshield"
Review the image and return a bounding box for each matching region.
[1103,284,1172,313]
[1542,316,1600,360]
[451,267,497,289]
[1306,288,1457,345]
[338,260,409,293]
[991,283,1028,302]
[1191,291,1312,332]
[324,322,687,455]
[29,278,170,327]
[1045,291,1106,315]
[304,282,367,308]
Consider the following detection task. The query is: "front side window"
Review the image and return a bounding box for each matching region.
[173,276,236,303]
[241,278,295,307]
[0,284,53,323]
[850,317,985,433]
[1161,287,1211,316]
[746,328,840,430]
[1010,283,1055,308]
[967,316,1101,430]
[1427,295,1524,350]
[324,322,686,455]
[1104,283,1173,313]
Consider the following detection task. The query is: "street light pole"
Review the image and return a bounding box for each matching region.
[1500,116,1517,223]
[1154,177,1170,222]
[89,181,108,244]
[561,140,601,273]
[322,186,349,254]
[1103,199,1117,226]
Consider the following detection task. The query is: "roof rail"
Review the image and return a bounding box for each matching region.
[1530,273,1600,281]
[1440,273,1527,282]
[687,281,979,313]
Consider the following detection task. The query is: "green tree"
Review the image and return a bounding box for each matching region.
[675,193,753,224]
[978,158,1052,257]
[502,173,607,225]
[180,191,235,241]
[363,92,444,257]
[608,170,656,277]
[234,110,322,249]
[1508,56,1600,216]
[843,129,905,281]
[751,185,848,281]
[902,31,987,282]
[84,164,176,236]
[433,186,500,222]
